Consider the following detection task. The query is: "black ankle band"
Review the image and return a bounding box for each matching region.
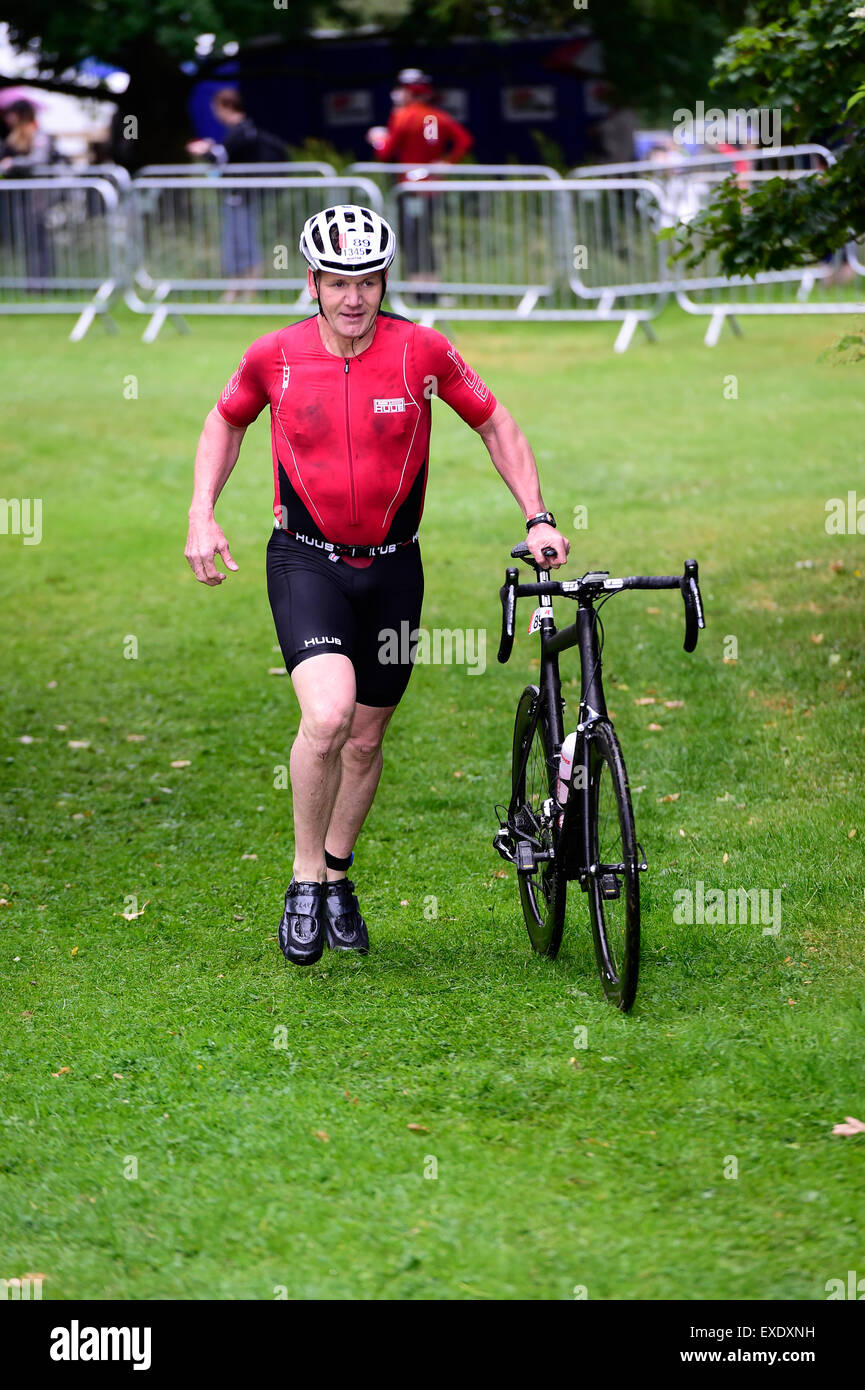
[325,849,354,871]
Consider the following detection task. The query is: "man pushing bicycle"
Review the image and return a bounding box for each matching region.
[185,203,569,964]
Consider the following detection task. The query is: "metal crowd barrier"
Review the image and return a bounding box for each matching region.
[3,156,861,350]
[135,161,337,179]
[386,178,670,352]
[347,162,560,180]
[568,144,833,182]
[124,175,385,340]
[0,176,123,339]
[568,145,864,342]
[654,163,865,344]
[30,162,133,196]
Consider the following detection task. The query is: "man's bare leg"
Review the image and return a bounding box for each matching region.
[288,654,356,882]
[325,702,396,881]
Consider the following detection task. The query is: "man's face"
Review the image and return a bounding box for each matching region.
[309,268,384,338]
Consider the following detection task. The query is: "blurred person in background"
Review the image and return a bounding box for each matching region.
[0,98,64,283]
[187,88,286,302]
[367,69,473,302]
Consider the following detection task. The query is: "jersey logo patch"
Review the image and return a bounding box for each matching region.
[373,398,407,414]
[281,365,290,388]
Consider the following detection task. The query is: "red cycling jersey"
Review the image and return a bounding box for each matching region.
[376,102,473,172]
[216,312,497,548]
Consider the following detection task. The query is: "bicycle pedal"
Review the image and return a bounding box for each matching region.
[516,842,536,873]
[599,873,621,900]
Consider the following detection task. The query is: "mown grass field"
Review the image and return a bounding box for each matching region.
[1,304,863,1301]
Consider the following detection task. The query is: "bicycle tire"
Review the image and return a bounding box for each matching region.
[511,684,566,958]
[585,719,640,1010]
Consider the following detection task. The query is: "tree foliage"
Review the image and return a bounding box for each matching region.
[669,1,865,274]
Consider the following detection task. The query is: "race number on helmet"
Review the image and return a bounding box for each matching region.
[299,205,396,275]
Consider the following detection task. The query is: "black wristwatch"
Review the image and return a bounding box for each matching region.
[525,511,556,533]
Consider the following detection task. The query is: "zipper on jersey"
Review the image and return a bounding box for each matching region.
[344,357,357,526]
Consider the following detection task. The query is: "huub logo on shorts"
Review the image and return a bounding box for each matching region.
[373,398,406,413]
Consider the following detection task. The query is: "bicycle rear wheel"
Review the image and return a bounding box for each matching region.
[511,684,565,958]
[586,719,640,1010]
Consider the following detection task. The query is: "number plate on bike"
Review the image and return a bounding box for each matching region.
[528,606,547,634]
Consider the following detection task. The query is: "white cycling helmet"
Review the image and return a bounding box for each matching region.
[299,204,396,275]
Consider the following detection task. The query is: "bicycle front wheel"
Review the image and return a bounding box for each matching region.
[586,719,640,1010]
[511,684,565,958]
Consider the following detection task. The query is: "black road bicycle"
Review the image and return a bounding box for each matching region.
[493,542,705,1011]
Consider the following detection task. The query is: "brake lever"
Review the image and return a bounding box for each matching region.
[680,558,705,653]
[497,567,519,664]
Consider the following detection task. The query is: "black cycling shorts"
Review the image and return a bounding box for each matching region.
[265,529,425,707]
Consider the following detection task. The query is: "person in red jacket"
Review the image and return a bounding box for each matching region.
[368,69,473,170]
[185,204,568,967]
[367,69,473,297]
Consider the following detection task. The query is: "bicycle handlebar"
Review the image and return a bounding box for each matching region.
[497,554,705,663]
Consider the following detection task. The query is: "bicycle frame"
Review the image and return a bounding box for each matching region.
[509,583,608,885]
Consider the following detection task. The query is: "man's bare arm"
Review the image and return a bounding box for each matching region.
[185,407,247,586]
[475,402,569,567]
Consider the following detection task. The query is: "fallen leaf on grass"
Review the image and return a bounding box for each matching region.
[267,667,287,676]
[170,759,191,769]
[112,1073,124,1080]
[646,606,660,614]
[832,1117,865,1136]
[344,1090,359,1104]
[635,696,656,706]
[118,901,149,921]
[664,700,684,709]
[493,869,509,879]
[241,853,258,861]
[659,793,680,803]
[722,852,729,864]
[70,946,78,957]
[810,633,824,645]
[68,740,90,750]
[126,733,146,742]
[313,1130,330,1142]
[0,898,12,908]
[848,828,857,839]
[51,1067,71,1077]
[407,1123,429,1133]
[647,723,663,732]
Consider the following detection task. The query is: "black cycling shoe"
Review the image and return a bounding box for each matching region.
[278,880,325,965]
[324,878,369,954]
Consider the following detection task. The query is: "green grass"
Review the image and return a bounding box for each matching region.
[1,304,864,1301]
